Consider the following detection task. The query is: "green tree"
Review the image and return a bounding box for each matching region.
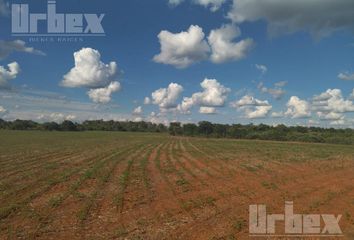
[60,120,77,131]
[169,122,183,136]
[198,121,214,136]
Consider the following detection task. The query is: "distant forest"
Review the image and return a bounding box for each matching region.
[1,119,354,145]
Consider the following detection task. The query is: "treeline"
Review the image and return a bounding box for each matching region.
[0,119,167,133]
[169,121,354,145]
[1,119,353,145]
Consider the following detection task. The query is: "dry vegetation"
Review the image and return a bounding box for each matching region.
[0,131,354,239]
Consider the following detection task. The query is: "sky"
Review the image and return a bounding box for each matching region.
[0,0,354,127]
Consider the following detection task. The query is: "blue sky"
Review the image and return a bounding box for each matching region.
[0,0,354,127]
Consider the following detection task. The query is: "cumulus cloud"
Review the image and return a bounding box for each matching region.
[151,83,184,110]
[0,40,45,60]
[192,78,230,106]
[133,106,143,115]
[168,0,226,11]
[317,111,344,121]
[37,113,77,123]
[177,96,194,114]
[199,106,216,114]
[208,24,254,63]
[147,111,170,125]
[0,62,20,88]
[178,78,230,113]
[227,0,354,38]
[231,95,272,119]
[308,119,320,126]
[338,72,354,81]
[153,25,210,68]
[330,119,347,126]
[62,48,118,88]
[255,64,267,74]
[0,105,8,117]
[87,81,121,104]
[285,96,311,118]
[271,111,283,118]
[245,105,272,119]
[144,97,151,105]
[193,0,226,12]
[231,95,269,108]
[132,117,144,122]
[61,48,121,103]
[312,89,354,115]
[258,81,286,100]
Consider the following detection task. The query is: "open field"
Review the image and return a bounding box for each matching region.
[0,131,354,239]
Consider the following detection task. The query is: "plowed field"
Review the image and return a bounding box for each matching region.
[0,131,353,239]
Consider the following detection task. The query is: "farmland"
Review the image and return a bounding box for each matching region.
[0,131,354,239]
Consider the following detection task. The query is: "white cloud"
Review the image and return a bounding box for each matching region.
[274,81,288,88]
[285,96,311,118]
[133,117,144,122]
[258,81,286,100]
[328,117,354,127]
[231,95,272,119]
[0,87,133,122]
[192,78,230,106]
[168,0,184,6]
[87,81,121,104]
[178,78,230,113]
[152,83,184,110]
[0,40,45,60]
[231,95,269,107]
[193,0,226,12]
[0,62,20,88]
[308,119,320,126]
[61,48,118,88]
[271,111,283,118]
[144,97,151,105]
[168,0,226,11]
[227,0,354,38]
[317,111,344,121]
[350,89,354,100]
[177,96,194,114]
[199,106,216,114]
[147,111,170,125]
[208,24,254,63]
[0,105,8,117]
[61,48,121,104]
[37,113,77,123]
[133,106,143,115]
[153,25,210,68]
[266,89,286,100]
[245,105,272,119]
[255,64,267,74]
[338,72,354,81]
[312,89,354,114]
[330,119,346,126]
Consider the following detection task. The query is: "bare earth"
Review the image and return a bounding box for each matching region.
[0,131,353,239]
